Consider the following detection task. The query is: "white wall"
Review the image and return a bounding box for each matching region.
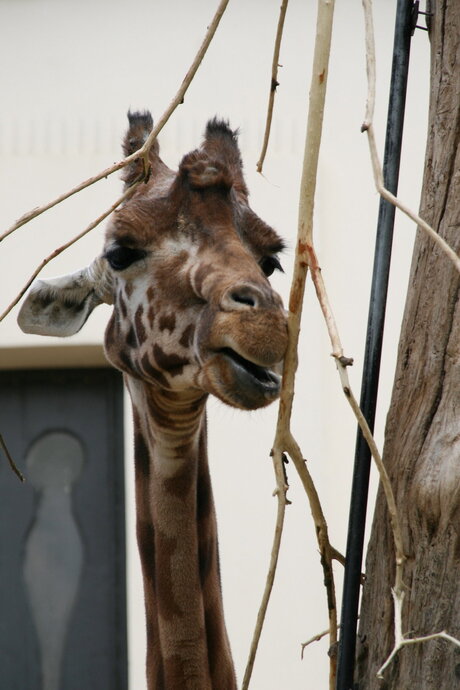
[0,1,430,687]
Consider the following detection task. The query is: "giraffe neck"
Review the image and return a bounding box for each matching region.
[127,378,237,690]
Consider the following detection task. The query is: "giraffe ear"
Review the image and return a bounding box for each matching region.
[17,257,113,337]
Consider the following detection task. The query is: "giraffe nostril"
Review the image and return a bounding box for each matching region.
[224,284,264,310]
[230,291,256,307]
[221,283,277,311]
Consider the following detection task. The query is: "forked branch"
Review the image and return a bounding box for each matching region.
[376,588,460,678]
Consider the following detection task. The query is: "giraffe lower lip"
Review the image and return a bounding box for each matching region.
[219,348,281,390]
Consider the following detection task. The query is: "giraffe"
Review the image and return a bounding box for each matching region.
[18,111,288,689]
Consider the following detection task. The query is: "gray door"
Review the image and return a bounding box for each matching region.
[0,368,127,690]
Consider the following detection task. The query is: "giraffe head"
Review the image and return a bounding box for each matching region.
[18,112,288,410]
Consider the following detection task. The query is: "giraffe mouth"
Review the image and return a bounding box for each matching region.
[219,347,281,390]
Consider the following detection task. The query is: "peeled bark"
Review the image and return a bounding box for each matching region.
[356,3,460,688]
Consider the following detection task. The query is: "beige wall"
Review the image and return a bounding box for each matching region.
[1,1,430,687]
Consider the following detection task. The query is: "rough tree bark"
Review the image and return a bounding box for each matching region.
[356,3,460,689]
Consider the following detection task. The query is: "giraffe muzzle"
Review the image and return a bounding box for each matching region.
[219,347,281,388]
[208,347,282,409]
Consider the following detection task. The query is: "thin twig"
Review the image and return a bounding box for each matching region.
[0,179,142,323]
[241,449,289,690]
[330,546,346,568]
[302,619,363,658]
[0,0,230,244]
[1,0,231,322]
[0,433,25,482]
[306,243,405,590]
[139,0,230,166]
[301,627,332,656]
[285,433,339,677]
[360,0,460,274]
[256,0,289,173]
[0,161,135,243]
[365,125,460,272]
[305,232,407,642]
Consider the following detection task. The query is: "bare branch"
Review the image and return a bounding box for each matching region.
[361,0,460,274]
[0,159,136,243]
[0,179,141,323]
[256,0,289,174]
[367,125,460,271]
[302,618,362,658]
[241,449,289,690]
[1,0,230,323]
[330,546,346,569]
[301,627,332,657]
[139,0,230,164]
[285,433,339,677]
[0,0,230,244]
[0,432,25,483]
[306,244,406,590]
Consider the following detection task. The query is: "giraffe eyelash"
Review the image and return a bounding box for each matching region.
[259,255,283,277]
[104,246,148,271]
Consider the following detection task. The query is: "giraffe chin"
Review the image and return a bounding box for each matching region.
[206,348,282,410]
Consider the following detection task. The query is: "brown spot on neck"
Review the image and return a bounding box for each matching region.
[158,312,176,332]
[147,304,155,327]
[135,304,147,344]
[126,325,137,348]
[179,323,195,348]
[140,352,170,389]
[134,427,151,479]
[118,291,128,319]
[153,344,189,377]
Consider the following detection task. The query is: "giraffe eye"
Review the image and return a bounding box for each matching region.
[260,255,283,277]
[104,246,147,271]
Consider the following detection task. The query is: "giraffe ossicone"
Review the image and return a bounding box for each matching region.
[18,111,288,689]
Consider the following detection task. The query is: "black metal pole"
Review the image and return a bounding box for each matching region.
[336,2,415,688]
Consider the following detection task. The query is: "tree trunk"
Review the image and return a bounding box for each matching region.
[356,3,460,689]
